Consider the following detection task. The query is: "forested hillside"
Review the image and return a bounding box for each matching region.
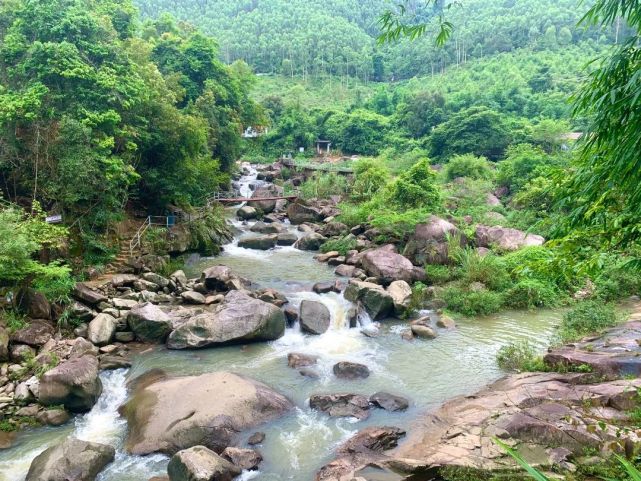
[0,0,262,259]
[134,0,627,80]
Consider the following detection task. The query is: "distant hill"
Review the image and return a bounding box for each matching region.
[134,0,624,80]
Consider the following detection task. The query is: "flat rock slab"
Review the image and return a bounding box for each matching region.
[316,372,641,480]
[545,320,641,378]
[121,371,293,456]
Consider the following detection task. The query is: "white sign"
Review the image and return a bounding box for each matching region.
[45,214,62,224]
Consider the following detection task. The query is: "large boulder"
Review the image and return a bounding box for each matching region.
[250,221,285,234]
[167,290,286,349]
[475,225,544,251]
[121,371,293,455]
[73,283,107,305]
[87,313,117,346]
[320,222,349,238]
[361,245,424,284]
[10,320,55,347]
[26,437,115,481]
[238,234,277,250]
[38,355,102,412]
[299,300,331,335]
[201,265,234,291]
[403,215,461,265]
[167,446,241,481]
[16,288,51,319]
[247,185,281,214]
[386,280,413,316]
[237,206,258,220]
[294,232,327,251]
[287,201,324,225]
[127,303,173,343]
[344,281,394,321]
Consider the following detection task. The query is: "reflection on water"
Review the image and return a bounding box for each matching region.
[0,165,561,480]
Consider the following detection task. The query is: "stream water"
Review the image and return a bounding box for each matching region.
[0,166,562,481]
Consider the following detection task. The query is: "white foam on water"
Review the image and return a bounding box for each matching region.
[238,470,262,481]
[278,408,336,471]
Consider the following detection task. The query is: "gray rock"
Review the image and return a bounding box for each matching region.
[112,298,138,310]
[142,272,170,288]
[333,361,370,380]
[127,303,173,343]
[16,288,51,319]
[26,437,115,481]
[287,201,323,224]
[309,393,370,420]
[87,313,117,346]
[294,232,327,251]
[361,245,424,283]
[386,280,413,316]
[73,283,107,305]
[238,234,278,250]
[222,447,263,471]
[111,274,138,287]
[180,291,206,304]
[369,392,410,412]
[167,291,286,349]
[121,371,293,455]
[287,352,319,369]
[250,221,284,234]
[10,320,54,347]
[201,265,234,291]
[168,446,241,481]
[299,300,331,335]
[475,225,545,251]
[237,206,258,220]
[276,232,298,246]
[39,355,102,412]
[411,324,437,339]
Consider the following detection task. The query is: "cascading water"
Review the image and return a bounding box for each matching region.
[0,164,562,480]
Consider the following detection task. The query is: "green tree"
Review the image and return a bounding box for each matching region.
[430,107,511,160]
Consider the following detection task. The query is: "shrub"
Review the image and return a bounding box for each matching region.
[442,287,504,316]
[320,237,357,256]
[33,274,76,305]
[351,159,390,201]
[450,248,511,292]
[1,310,28,333]
[496,341,545,372]
[300,173,349,200]
[443,154,494,181]
[595,267,641,302]
[424,265,455,285]
[386,158,441,210]
[504,279,560,309]
[558,300,619,342]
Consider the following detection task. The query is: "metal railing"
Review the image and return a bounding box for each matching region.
[129,215,177,257]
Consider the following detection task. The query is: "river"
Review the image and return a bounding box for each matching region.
[0,166,561,481]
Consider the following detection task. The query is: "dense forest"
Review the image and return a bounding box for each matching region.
[134,0,630,80]
[0,0,262,262]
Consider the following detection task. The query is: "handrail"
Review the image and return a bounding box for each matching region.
[129,215,176,257]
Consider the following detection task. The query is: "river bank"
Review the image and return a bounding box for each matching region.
[0,163,635,481]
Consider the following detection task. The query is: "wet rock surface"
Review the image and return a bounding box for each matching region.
[121,371,293,455]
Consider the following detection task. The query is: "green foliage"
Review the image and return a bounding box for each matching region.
[496,341,545,372]
[504,279,559,309]
[32,275,76,305]
[1,310,28,333]
[300,174,349,200]
[424,265,455,285]
[0,0,259,256]
[443,154,494,182]
[351,159,390,202]
[320,238,357,256]
[324,109,390,155]
[442,287,504,317]
[430,107,511,161]
[450,248,511,292]
[386,158,441,209]
[558,300,619,343]
[497,144,561,193]
[0,206,71,291]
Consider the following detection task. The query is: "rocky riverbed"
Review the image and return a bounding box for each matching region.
[1,162,634,481]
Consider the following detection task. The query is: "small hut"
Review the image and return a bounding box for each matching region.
[316,139,332,156]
